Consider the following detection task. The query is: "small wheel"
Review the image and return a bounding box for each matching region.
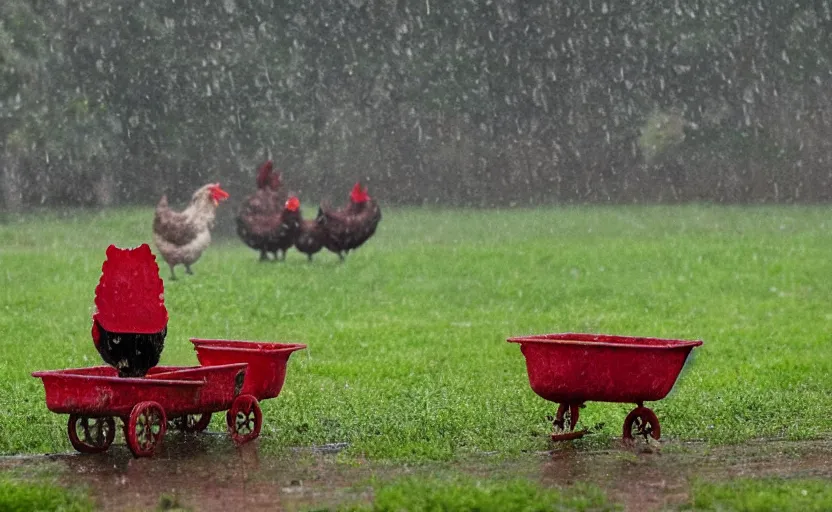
[67,415,115,454]
[552,403,585,441]
[227,394,262,445]
[554,403,581,431]
[622,406,661,443]
[126,401,167,457]
[173,413,212,433]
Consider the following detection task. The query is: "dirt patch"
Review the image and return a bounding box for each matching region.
[2,436,832,511]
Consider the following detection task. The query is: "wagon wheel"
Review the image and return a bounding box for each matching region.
[227,394,262,445]
[173,413,213,433]
[126,401,167,457]
[67,415,116,454]
[554,403,581,431]
[622,406,661,443]
[552,404,585,442]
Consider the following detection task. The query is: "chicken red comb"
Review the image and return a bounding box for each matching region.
[93,244,168,334]
[285,196,300,212]
[255,160,274,189]
[350,182,369,203]
[210,183,229,202]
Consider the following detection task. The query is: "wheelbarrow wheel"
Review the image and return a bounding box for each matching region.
[126,401,167,457]
[67,415,115,454]
[227,394,262,445]
[173,413,212,433]
[622,406,661,443]
[552,403,586,442]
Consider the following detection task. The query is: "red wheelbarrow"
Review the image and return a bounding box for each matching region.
[508,333,702,443]
[32,340,305,457]
[189,338,307,431]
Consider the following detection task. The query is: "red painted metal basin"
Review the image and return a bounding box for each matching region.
[32,366,203,418]
[190,339,306,400]
[507,333,702,404]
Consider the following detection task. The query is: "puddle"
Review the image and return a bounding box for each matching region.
[2,435,832,511]
[538,438,832,510]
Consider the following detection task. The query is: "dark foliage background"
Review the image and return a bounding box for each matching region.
[2,0,832,210]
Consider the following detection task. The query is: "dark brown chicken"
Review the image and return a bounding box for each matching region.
[237,196,302,261]
[294,216,326,262]
[236,160,287,261]
[317,183,382,262]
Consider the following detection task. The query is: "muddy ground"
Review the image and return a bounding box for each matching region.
[2,435,831,511]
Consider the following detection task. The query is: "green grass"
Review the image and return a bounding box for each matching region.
[0,477,93,512]
[680,478,832,511]
[1,205,832,459]
[311,477,618,511]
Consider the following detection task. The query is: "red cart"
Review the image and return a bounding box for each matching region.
[508,333,702,443]
[189,338,307,431]
[33,340,305,457]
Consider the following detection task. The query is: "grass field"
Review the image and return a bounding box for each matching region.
[1,205,832,461]
[0,477,93,512]
[681,478,832,511]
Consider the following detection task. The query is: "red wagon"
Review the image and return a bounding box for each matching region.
[508,333,702,443]
[33,340,305,457]
[189,338,307,432]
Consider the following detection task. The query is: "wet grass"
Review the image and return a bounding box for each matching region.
[680,478,832,511]
[1,205,832,460]
[0,477,93,511]
[311,477,618,512]
[318,476,832,512]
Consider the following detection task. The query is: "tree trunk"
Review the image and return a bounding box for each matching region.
[94,171,116,207]
[1,152,24,212]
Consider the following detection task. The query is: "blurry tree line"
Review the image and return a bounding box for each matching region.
[2,0,832,211]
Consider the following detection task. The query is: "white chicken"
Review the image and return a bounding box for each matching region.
[152,182,229,279]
